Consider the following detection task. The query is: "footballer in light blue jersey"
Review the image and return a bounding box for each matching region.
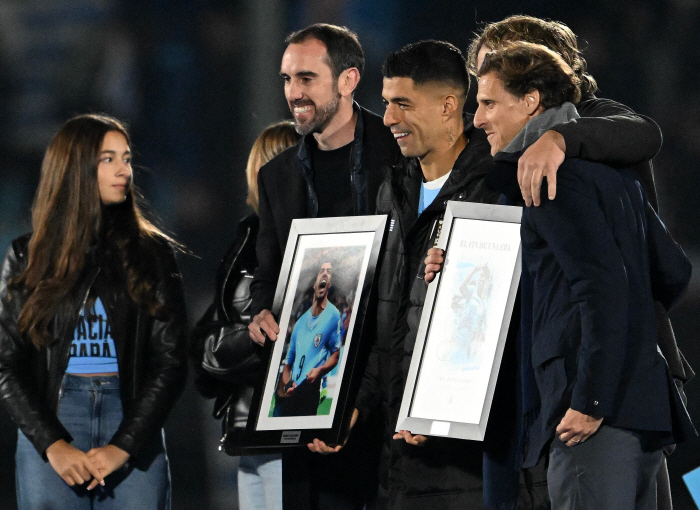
[286,302,341,387]
[276,262,342,416]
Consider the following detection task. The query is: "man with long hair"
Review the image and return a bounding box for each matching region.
[473,40,692,510]
[459,17,691,508]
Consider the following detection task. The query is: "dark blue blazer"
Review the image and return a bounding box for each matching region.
[493,155,692,467]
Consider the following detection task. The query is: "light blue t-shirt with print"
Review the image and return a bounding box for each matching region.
[419,170,452,214]
[65,297,118,374]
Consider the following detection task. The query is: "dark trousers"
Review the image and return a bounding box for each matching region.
[656,456,672,510]
[548,425,662,510]
[275,381,321,416]
[282,407,384,510]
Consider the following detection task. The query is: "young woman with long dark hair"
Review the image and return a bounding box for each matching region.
[0,114,188,509]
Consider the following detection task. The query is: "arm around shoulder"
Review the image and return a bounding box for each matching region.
[552,97,662,167]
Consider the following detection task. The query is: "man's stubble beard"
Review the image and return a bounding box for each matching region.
[293,88,342,136]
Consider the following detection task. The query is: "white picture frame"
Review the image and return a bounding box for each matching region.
[396,202,522,441]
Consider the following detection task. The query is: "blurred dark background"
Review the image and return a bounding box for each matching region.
[0,1,698,509]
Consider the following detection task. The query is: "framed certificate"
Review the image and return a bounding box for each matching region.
[397,202,522,441]
[245,215,387,449]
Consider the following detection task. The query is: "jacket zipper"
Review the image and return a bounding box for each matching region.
[55,267,101,405]
[219,226,251,322]
[219,404,231,451]
[431,212,446,247]
[350,142,358,215]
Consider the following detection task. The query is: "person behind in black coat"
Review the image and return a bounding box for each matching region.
[191,120,300,510]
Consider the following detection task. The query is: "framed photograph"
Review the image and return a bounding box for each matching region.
[396,202,522,441]
[245,215,387,449]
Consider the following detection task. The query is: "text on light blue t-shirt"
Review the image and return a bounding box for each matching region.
[65,297,118,374]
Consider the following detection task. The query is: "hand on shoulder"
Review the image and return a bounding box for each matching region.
[518,130,566,207]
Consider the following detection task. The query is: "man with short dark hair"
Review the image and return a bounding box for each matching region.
[285,24,365,93]
[352,39,502,510]
[248,23,400,510]
[282,25,364,138]
[249,23,399,338]
[474,41,692,509]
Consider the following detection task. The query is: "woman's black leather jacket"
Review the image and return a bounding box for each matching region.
[0,234,188,467]
[190,213,267,456]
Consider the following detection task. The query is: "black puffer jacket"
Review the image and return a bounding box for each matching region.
[0,233,188,468]
[191,213,267,456]
[356,117,501,509]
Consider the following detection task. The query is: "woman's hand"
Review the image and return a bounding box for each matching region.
[46,439,105,488]
[85,445,130,489]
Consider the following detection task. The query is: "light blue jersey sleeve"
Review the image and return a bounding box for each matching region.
[288,304,341,385]
[326,313,341,353]
[286,324,298,367]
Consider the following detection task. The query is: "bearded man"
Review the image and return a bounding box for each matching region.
[248,23,401,510]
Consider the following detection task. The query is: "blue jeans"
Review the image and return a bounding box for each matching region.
[238,454,282,510]
[15,374,171,510]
